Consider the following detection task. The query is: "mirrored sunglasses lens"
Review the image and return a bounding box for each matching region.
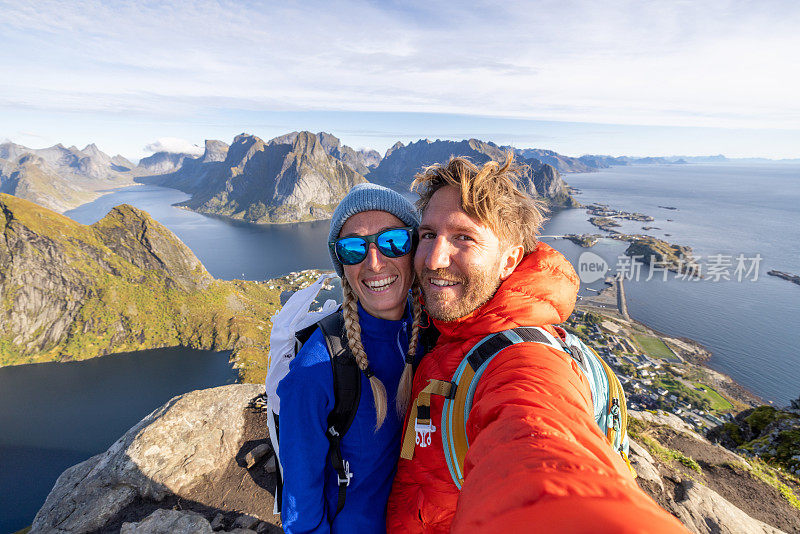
[336,238,368,264]
[377,229,412,258]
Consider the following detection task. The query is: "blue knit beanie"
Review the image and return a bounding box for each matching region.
[328,183,420,277]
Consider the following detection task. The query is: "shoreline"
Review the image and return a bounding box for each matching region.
[577,261,764,411]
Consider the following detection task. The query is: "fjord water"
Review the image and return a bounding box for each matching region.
[66,185,332,280]
[0,349,237,533]
[559,163,800,406]
[65,167,800,406]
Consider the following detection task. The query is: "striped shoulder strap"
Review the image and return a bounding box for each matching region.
[441,327,564,489]
[398,327,564,485]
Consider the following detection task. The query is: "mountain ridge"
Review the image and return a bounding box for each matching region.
[139,131,367,223]
[0,193,285,381]
[365,137,577,207]
[0,141,136,211]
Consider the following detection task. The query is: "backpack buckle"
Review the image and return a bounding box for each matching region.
[337,460,353,487]
[415,420,436,448]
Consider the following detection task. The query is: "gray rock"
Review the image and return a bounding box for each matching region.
[31,384,263,534]
[245,443,272,469]
[630,409,700,437]
[120,509,213,534]
[264,456,277,474]
[210,512,226,530]
[672,479,786,534]
[233,514,260,530]
[628,439,664,492]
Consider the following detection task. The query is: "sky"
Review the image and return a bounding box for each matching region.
[1,0,799,161]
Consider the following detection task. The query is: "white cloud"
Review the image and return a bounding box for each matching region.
[144,137,204,155]
[0,0,798,135]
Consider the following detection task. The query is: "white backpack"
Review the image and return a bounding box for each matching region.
[265,274,339,514]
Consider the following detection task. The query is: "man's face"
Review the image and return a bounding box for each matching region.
[415,186,520,322]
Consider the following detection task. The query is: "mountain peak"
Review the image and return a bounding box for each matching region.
[385,141,405,158]
[200,140,229,163]
[93,204,211,291]
[317,131,341,149]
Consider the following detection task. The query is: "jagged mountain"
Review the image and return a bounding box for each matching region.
[136,151,194,175]
[366,138,577,207]
[528,162,577,207]
[0,141,136,211]
[140,132,366,223]
[250,131,380,174]
[510,147,597,173]
[0,153,95,212]
[317,132,381,175]
[0,194,278,373]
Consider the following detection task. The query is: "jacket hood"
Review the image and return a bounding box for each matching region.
[432,242,579,341]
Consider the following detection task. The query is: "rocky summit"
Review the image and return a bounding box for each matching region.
[28,385,800,533]
[30,384,279,534]
[0,194,283,380]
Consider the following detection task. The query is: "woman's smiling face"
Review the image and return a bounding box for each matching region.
[340,210,414,320]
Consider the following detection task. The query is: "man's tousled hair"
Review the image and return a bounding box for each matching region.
[411,154,548,255]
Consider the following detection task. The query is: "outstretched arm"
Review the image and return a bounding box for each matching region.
[453,343,687,533]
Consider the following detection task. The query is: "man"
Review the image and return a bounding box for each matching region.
[386,156,686,533]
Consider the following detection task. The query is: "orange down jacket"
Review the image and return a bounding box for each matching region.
[386,243,687,533]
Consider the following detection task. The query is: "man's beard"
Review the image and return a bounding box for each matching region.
[420,257,503,322]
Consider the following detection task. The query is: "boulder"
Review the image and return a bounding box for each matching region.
[31,384,272,533]
[628,439,663,492]
[119,509,259,534]
[121,509,214,534]
[630,409,699,436]
[672,479,786,534]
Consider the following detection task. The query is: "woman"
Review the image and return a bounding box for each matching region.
[277,183,423,533]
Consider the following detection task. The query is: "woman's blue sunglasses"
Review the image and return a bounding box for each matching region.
[330,227,415,265]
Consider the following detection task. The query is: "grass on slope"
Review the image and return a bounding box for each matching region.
[727,459,800,512]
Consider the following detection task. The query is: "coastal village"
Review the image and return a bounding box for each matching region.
[568,276,752,431]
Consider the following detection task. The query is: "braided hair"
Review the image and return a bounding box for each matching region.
[341,277,422,430]
[396,283,422,416]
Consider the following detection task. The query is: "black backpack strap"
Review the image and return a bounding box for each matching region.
[465,327,554,370]
[316,310,361,518]
[419,321,440,356]
[272,410,283,511]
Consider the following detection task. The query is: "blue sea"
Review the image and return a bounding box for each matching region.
[553,163,800,406]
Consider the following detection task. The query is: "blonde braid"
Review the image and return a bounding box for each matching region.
[396,283,422,416]
[341,277,388,430]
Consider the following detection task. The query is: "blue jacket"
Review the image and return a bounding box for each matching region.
[277,302,414,534]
